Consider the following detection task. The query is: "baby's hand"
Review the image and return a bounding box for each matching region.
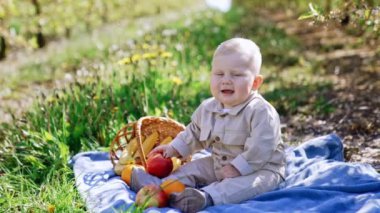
[148,144,180,158]
[221,164,241,179]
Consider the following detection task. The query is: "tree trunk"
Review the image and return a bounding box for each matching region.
[340,1,352,26]
[325,0,331,12]
[65,27,71,38]
[36,31,45,48]
[0,36,6,60]
[85,0,94,33]
[31,0,46,48]
[101,1,108,23]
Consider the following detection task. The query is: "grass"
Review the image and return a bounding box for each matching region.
[0,0,198,95]
[0,167,84,212]
[0,1,336,211]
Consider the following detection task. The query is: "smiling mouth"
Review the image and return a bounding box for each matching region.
[221,89,234,94]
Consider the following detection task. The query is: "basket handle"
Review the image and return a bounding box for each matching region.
[136,117,147,169]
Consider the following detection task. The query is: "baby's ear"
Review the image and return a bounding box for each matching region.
[252,75,263,90]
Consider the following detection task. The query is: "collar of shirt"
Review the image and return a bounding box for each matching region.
[205,91,259,116]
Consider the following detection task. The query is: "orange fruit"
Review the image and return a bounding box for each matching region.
[160,179,186,196]
[121,164,144,185]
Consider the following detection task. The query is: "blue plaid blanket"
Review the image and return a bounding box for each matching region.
[70,134,380,212]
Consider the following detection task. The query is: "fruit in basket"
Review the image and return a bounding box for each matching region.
[146,153,173,178]
[119,149,135,165]
[142,131,159,157]
[121,164,145,185]
[127,136,145,157]
[134,131,159,158]
[171,157,182,172]
[160,179,186,196]
[160,136,173,145]
[135,184,168,208]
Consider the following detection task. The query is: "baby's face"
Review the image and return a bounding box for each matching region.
[210,52,255,108]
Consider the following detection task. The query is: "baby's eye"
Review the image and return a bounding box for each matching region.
[215,73,224,76]
[233,73,244,77]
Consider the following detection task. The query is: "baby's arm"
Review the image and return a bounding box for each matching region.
[230,104,282,176]
[169,103,216,159]
[148,104,208,158]
[221,164,241,178]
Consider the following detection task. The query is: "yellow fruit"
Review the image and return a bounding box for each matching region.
[121,164,145,185]
[143,131,159,155]
[160,179,186,196]
[119,149,134,165]
[128,136,145,157]
[171,157,182,172]
[160,136,173,145]
[135,131,159,158]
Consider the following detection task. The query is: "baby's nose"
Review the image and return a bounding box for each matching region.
[221,76,232,84]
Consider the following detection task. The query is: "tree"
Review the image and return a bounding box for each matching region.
[0,35,5,59]
[31,0,45,48]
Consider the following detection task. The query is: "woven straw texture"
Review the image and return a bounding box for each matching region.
[109,116,185,168]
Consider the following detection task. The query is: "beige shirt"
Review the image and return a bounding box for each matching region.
[171,92,286,180]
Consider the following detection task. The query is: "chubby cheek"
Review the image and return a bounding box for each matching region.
[210,78,219,96]
[240,86,252,93]
[238,85,253,94]
[232,85,250,99]
[238,79,254,93]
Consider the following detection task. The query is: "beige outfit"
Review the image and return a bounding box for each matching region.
[166,92,286,205]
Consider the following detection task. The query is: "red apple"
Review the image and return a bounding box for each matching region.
[135,184,168,208]
[146,153,173,178]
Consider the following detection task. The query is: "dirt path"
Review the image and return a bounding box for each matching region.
[259,10,380,170]
[0,2,207,124]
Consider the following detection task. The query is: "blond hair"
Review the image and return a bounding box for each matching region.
[213,38,262,75]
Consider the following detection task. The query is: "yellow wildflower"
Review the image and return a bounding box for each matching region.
[171,76,183,85]
[168,110,174,118]
[160,52,173,58]
[131,54,142,62]
[142,43,150,50]
[112,107,119,113]
[118,57,131,65]
[47,204,55,213]
[142,52,158,59]
[46,96,57,103]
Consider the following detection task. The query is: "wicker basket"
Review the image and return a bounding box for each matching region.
[109,116,186,169]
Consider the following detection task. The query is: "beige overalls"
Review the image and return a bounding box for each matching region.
[165,92,286,205]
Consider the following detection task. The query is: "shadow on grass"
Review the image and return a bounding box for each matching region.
[263,82,335,116]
